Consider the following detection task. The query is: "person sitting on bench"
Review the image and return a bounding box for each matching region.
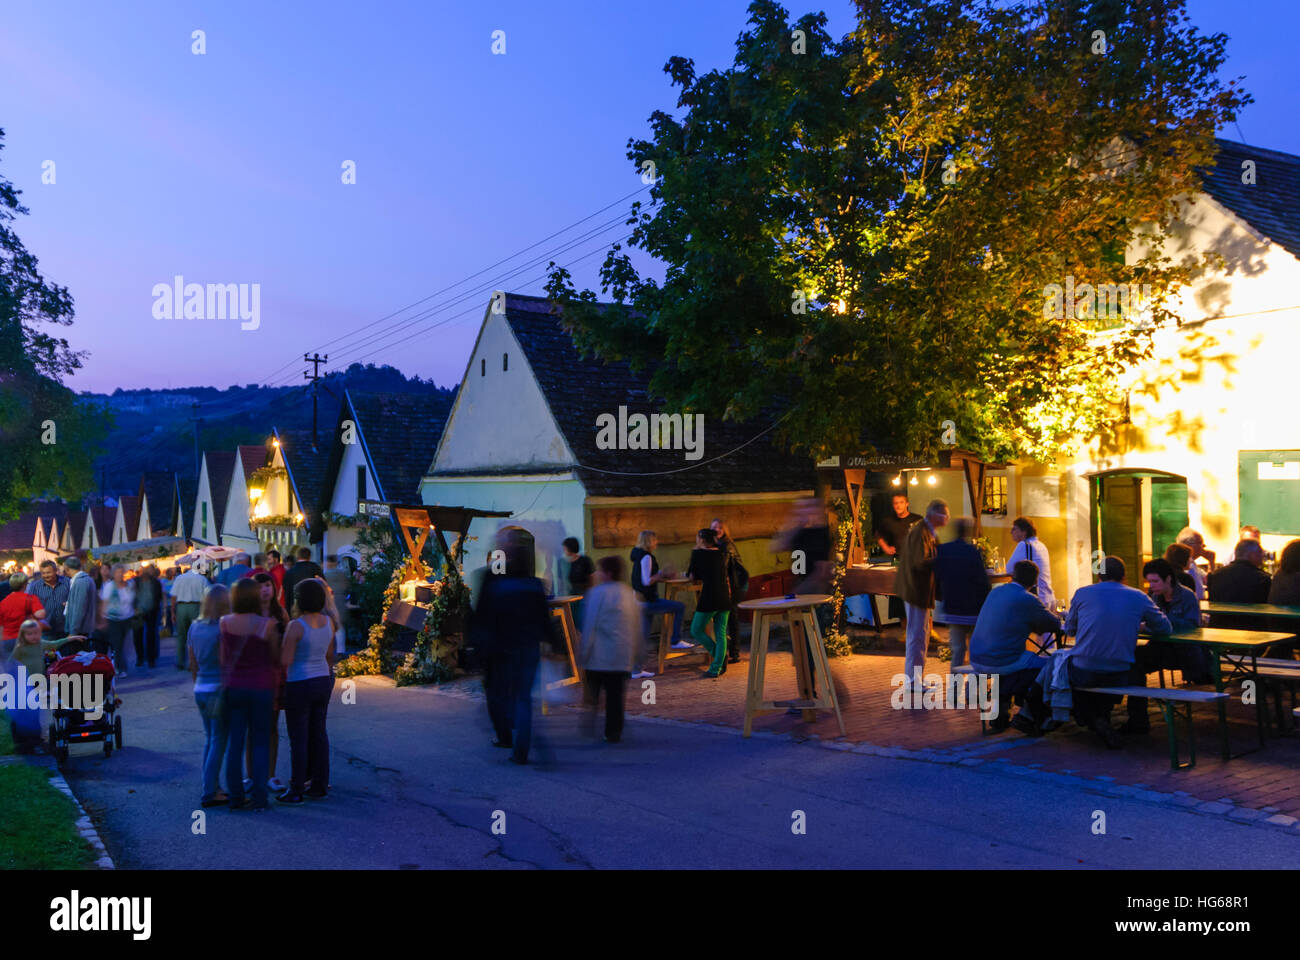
[1124,558,1212,734]
[968,560,1060,735]
[1064,556,1171,749]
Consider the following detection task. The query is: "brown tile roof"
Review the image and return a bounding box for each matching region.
[343,390,454,503]
[64,511,88,547]
[494,294,815,498]
[88,506,115,545]
[238,444,269,486]
[274,429,332,530]
[118,495,143,541]
[139,471,177,534]
[1203,139,1300,262]
[204,451,237,535]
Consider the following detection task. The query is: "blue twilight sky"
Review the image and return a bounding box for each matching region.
[1,0,1295,394]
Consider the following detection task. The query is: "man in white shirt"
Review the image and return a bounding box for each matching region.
[1006,517,1054,609]
[170,565,210,670]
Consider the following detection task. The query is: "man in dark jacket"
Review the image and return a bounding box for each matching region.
[1207,539,1271,630]
[970,561,1060,733]
[281,547,324,610]
[474,532,552,765]
[932,517,990,666]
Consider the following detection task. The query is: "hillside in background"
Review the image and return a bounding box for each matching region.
[86,363,455,497]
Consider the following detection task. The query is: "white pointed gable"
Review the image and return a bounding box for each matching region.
[432,310,575,473]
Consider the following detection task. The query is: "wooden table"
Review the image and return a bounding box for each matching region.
[656,578,708,674]
[546,595,583,690]
[1202,601,1300,622]
[1138,626,1294,760]
[738,595,844,738]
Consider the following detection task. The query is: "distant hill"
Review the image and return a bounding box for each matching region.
[84,363,456,497]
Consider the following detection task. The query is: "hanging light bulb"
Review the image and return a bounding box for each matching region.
[891,475,902,487]
[927,474,938,486]
[909,475,919,486]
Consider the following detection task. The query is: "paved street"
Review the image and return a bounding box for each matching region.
[56,639,1300,869]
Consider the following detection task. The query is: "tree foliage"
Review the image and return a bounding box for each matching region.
[0,128,106,518]
[546,0,1250,463]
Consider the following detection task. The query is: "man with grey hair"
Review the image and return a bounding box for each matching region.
[897,498,949,685]
[63,555,98,639]
[1175,527,1213,600]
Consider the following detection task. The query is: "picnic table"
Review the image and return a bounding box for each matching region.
[1137,626,1295,760]
[842,563,1010,631]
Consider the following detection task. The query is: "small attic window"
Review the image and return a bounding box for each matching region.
[480,358,486,377]
[503,352,508,372]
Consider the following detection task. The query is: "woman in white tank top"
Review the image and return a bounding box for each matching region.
[278,578,336,804]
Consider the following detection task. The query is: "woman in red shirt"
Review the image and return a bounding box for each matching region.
[1,573,46,660]
[219,579,279,811]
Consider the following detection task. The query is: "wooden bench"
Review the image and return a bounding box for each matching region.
[1237,658,1300,733]
[1079,686,1229,770]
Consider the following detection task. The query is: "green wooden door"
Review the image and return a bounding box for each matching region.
[1099,476,1142,582]
[1150,478,1189,558]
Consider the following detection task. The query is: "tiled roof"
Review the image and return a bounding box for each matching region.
[204,451,237,535]
[346,390,454,503]
[275,428,333,526]
[0,512,39,551]
[139,471,177,533]
[177,474,198,539]
[64,511,88,547]
[1201,138,1300,261]
[238,444,268,485]
[496,294,816,498]
[119,495,143,541]
[88,506,115,545]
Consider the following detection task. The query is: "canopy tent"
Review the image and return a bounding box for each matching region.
[89,536,193,564]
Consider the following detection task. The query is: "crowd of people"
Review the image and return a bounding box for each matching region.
[0,545,352,809]
[886,502,1296,749]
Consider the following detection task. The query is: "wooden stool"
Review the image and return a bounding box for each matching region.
[656,579,708,674]
[739,595,844,737]
[541,595,582,716]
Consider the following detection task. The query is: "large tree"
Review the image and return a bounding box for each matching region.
[0,128,105,520]
[546,0,1250,462]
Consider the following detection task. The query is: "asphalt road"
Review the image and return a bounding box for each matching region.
[56,655,1300,870]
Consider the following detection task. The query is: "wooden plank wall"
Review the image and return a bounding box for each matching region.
[590,499,800,549]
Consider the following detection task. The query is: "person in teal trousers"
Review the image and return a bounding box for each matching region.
[686,528,732,678]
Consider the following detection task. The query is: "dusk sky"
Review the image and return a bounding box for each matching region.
[1,0,1295,395]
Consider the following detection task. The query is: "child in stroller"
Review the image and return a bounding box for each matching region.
[47,636,122,761]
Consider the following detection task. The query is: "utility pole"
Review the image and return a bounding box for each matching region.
[304,353,328,448]
[189,401,202,480]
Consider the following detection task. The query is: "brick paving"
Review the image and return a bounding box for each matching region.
[541,623,1300,817]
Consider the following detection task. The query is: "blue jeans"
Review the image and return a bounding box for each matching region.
[224,687,272,806]
[195,690,228,799]
[641,598,685,645]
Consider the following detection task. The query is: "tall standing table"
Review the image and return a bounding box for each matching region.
[738,595,844,738]
[656,578,708,674]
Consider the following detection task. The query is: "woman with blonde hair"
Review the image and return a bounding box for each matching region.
[189,584,231,807]
[628,531,685,675]
[7,619,79,752]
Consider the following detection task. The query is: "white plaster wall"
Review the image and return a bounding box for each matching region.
[329,437,376,513]
[420,474,586,593]
[433,312,574,473]
[1061,192,1300,593]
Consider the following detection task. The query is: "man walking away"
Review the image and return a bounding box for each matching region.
[170,563,209,670]
[63,557,97,640]
[578,555,643,743]
[933,517,989,667]
[281,547,324,613]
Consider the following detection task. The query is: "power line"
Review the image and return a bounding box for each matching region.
[265,212,642,386]
[257,185,650,385]
[321,234,631,372]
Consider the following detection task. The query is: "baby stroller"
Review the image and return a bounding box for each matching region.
[47,641,122,762]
